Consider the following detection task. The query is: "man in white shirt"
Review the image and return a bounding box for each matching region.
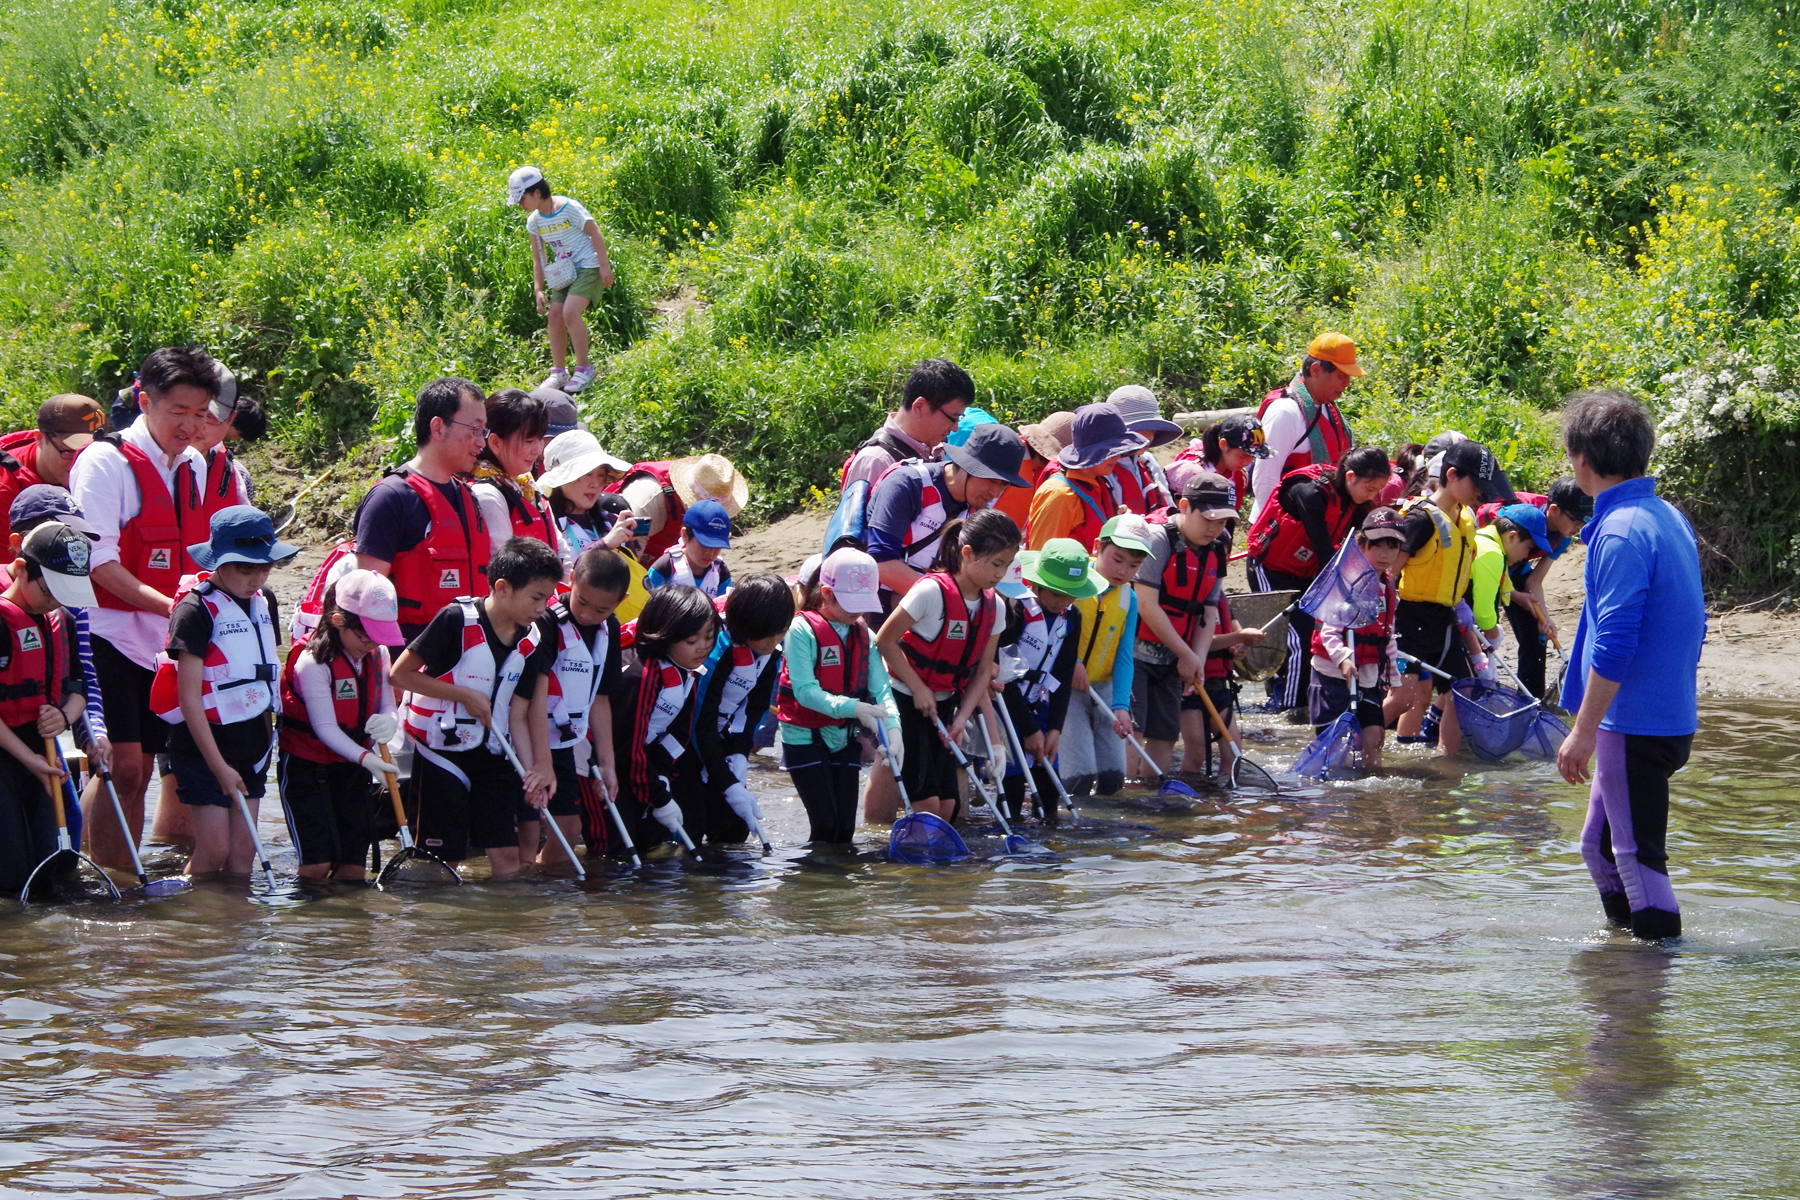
[69,346,215,871]
[1249,332,1364,524]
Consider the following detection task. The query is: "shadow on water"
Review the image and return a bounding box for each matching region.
[2,698,1800,1197]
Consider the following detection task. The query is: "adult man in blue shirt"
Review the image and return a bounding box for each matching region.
[1557,390,1706,940]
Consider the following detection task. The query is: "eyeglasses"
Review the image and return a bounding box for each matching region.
[446,418,490,440]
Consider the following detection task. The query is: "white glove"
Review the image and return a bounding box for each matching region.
[652,801,686,835]
[1471,652,1497,685]
[853,701,886,736]
[1483,626,1504,651]
[364,712,399,744]
[361,750,399,778]
[724,782,762,824]
[725,752,749,785]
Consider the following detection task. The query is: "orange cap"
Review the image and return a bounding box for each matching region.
[1306,331,1366,377]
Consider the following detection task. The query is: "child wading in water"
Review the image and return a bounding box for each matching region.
[1305,509,1406,771]
[877,509,1017,822]
[509,165,615,394]
[777,549,899,843]
[276,570,402,881]
[609,584,717,854]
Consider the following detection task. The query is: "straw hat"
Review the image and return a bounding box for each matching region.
[668,453,748,516]
[1019,410,1075,463]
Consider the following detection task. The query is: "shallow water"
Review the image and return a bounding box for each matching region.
[3,697,1798,1199]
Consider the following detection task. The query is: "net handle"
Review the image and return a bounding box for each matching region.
[377,743,415,850]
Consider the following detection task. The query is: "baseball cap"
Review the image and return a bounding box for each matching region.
[683,498,733,549]
[996,555,1029,599]
[1360,506,1406,542]
[205,362,239,424]
[333,568,405,646]
[187,504,299,569]
[1441,440,1517,503]
[1181,472,1238,519]
[1098,513,1154,556]
[820,547,882,614]
[1306,331,1366,377]
[507,164,545,205]
[1497,503,1555,555]
[1219,413,1270,458]
[9,485,98,538]
[1018,538,1102,598]
[19,522,97,609]
[36,394,107,450]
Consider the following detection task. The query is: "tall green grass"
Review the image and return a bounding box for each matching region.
[2,0,1800,586]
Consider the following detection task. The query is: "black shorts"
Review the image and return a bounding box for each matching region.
[408,744,522,861]
[1197,682,1236,724]
[1308,673,1388,732]
[514,746,584,822]
[91,635,168,753]
[894,692,962,805]
[279,753,376,867]
[168,745,271,808]
[1130,657,1183,742]
[1394,600,1471,694]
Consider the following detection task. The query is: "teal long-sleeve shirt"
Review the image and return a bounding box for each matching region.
[777,614,901,750]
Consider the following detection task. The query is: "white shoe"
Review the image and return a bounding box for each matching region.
[565,365,598,393]
[540,367,571,391]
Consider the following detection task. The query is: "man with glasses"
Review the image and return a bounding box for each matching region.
[354,377,492,643]
[839,358,973,493]
[0,395,110,562]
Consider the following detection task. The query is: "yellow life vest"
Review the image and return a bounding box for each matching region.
[612,550,652,624]
[1397,498,1477,606]
[1074,581,1133,683]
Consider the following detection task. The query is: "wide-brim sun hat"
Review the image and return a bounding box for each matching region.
[1106,384,1183,449]
[1019,410,1076,463]
[1057,403,1149,470]
[669,453,749,517]
[188,504,298,569]
[536,430,630,493]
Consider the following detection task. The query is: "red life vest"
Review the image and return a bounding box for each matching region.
[277,642,381,764]
[1205,594,1235,682]
[1136,525,1224,644]
[1475,491,1546,527]
[385,470,486,625]
[0,597,65,728]
[0,431,45,566]
[1244,463,1355,581]
[899,572,995,694]
[1110,454,1169,515]
[1310,576,1398,666]
[96,437,208,611]
[290,540,357,642]
[775,610,871,730]
[606,461,683,565]
[493,476,558,547]
[199,446,249,522]
[1257,386,1352,475]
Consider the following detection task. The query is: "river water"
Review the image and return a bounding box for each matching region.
[2,696,1797,1198]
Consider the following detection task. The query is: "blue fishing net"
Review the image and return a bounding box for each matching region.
[1294,711,1362,779]
[889,812,972,864]
[1520,710,1571,761]
[1300,539,1387,628]
[1450,679,1541,760]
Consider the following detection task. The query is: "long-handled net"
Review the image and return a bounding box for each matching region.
[1294,711,1362,779]
[878,725,969,864]
[376,743,461,887]
[99,769,188,896]
[945,712,1038,856]
[1449,679,1542,760]
[22,740,121,904]
[495,731,589,879]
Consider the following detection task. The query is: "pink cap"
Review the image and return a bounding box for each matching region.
[335,568,405,646]
[820,547,882,614]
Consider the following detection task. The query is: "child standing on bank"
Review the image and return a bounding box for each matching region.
[276,570,402,881]
[995,538,1097,823]
[646,499,734,598]
[1306,509,1407,770]
[877,510,1016,822]
[390,537,560,879]
[1059,515,1149,799]
[776,550,898,843]
[509,165,615,394]
[609,584,717,854]
[157,506,291,877]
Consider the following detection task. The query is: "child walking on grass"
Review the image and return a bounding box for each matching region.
[509,165,615,395]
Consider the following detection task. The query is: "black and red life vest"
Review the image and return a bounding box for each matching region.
[899,572,996,694]
[1136,522,1225,645]
[200,445,250,523]
[384,470,486,623]
[606,461,683,565]
[277,642,381,764]
[775,611,871,730]
[1244,463,1356,581]
[1309,576,1398,667]
[0,597,66,728]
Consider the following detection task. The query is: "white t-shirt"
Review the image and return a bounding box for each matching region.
[525,197,599,270]
[891,577,1005,699]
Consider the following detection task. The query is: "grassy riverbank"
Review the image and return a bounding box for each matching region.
[1,0,1798,585]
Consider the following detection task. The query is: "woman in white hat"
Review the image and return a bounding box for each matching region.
[536,430,634,559]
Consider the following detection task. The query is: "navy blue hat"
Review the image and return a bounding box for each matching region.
[683,498,733,549]
[9,484,98,537]
[188,504,298,569]
[944,422,1031,488]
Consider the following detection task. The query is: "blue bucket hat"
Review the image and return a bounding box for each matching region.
[188,504,299,569]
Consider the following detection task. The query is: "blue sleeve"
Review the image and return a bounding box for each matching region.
[1585,532,1650,683]
[75,608,106,741]
[1109,592,1138,710]
[354,477,428,562]
[864,471,923,563]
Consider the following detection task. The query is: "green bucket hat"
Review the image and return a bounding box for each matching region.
[1018,538,1102,598]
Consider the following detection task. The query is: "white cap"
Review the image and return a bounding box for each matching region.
[820,548,882,614]
[507,165,545,205]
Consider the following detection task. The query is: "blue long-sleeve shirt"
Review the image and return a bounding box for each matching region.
[1561,477,1706,736]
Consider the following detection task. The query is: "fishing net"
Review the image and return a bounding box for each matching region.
[1520,710,1571,761]
[1293,712,1362,780]
[22,850,122,904]
[888,812,971,864]
[377,845,462,887]
[1300,540,1387,627]
[1450,679,1542,761]
[1227,590,1298,682]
